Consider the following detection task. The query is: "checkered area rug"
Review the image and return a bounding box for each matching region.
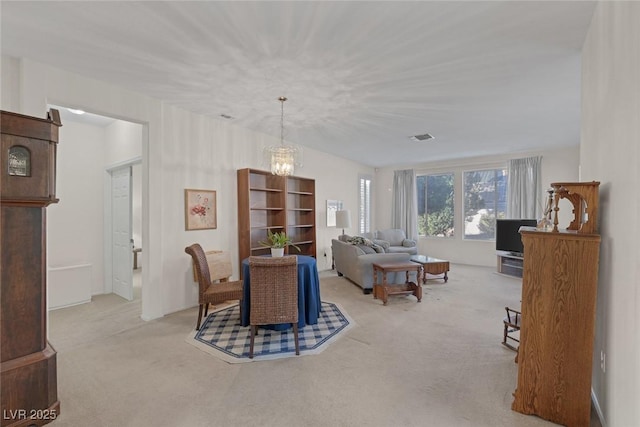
[186,302,355,363]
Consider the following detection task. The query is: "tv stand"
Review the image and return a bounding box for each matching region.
[496,251,524,278]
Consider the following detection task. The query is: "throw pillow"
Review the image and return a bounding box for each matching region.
[372,239,390,251]
[357,245,376,254]
[348,236,373,246]
[370,243,384,253]
[347,236,382,253]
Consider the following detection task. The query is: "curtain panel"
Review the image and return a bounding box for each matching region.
[507,156,542,219]
[391,169,418,240]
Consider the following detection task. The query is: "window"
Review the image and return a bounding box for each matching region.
[463,168,507,240]
[358,175,372,234]
[417,173,454,237]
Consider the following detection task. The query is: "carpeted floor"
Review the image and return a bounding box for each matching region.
[187,301,355,362]
[48,265,602,427]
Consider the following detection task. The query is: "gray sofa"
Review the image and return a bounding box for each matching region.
[369,229,418,255]
[331,238,416,294]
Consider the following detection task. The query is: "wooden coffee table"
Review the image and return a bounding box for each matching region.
[372,261,422,305]
[410,255,449,283]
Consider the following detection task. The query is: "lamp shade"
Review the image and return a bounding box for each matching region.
[335,210,351,229]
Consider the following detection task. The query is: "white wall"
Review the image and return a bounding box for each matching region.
[374,146,579,266]
[158,106,372,314]
[4,56,166,320]
[46,115,143,308]
[105,120,143,165]
[581,2,640,426]
[1,55,372,319]
[1,55,20,111]
[47,120,106,304]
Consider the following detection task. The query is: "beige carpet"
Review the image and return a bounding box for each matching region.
[48,265,602,427]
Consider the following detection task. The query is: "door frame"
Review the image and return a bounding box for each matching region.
[104,156,142,295]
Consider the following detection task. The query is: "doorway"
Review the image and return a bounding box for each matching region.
[46,105,145,309]
[108,164,133,301]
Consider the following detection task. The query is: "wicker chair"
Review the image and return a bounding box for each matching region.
[248,256,299,359]
[185,244,243,330]
[502,306,521,351]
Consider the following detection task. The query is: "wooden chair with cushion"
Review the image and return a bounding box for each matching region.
[248,256,299,359]
[502,306,521,351]
[185,243,243,330]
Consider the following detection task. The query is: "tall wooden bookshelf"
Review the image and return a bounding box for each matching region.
[237,168,316,266]
[285,175,316,258]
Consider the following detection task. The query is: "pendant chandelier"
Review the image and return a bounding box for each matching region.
[264,96,302,176]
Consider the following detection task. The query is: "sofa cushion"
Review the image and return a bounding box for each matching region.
[370,243,385,253]
[402,239,417,248]
[372,239,390,251]
[386,246,417,254]
[339,234,352,242]
[376,229,407,246]
[347,236,384,254]
[357,245,377,254]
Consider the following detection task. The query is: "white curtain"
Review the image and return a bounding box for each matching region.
[508,156,542,219]
[391,169,418,240]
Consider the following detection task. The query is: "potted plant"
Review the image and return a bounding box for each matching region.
[260,230,300,257]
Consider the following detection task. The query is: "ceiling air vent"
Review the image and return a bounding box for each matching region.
[410,133,434,142]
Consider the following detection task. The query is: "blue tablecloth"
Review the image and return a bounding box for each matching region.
[241,255,321,330]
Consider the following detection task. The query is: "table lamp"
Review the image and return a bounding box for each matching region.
[335,210,351,236]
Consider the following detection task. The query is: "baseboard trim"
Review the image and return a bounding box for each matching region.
[591,388,606,427]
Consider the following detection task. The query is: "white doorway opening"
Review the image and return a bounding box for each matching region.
[47,105,145,310]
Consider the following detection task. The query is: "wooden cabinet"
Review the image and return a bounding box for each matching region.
[512,182,601,427]
[237,169,316,265]
[1,110,61,427]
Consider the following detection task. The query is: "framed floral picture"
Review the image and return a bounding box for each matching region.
[185,189,217,230]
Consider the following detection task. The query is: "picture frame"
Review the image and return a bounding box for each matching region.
[326,199,343,227]
[185,189,217,230]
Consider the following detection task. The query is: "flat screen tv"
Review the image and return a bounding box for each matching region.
[495,219,537,256]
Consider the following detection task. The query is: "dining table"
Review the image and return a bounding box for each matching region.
[241,255,322,330]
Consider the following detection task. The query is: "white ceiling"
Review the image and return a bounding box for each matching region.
[1,1,596,167]
[51,105,117,128]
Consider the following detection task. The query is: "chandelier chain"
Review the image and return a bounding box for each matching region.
[279,96,287,146]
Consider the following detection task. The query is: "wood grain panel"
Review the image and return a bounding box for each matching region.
[0,206,45,362]
[512,229,600,427]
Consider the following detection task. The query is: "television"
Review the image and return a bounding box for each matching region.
[495,219,537,256]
